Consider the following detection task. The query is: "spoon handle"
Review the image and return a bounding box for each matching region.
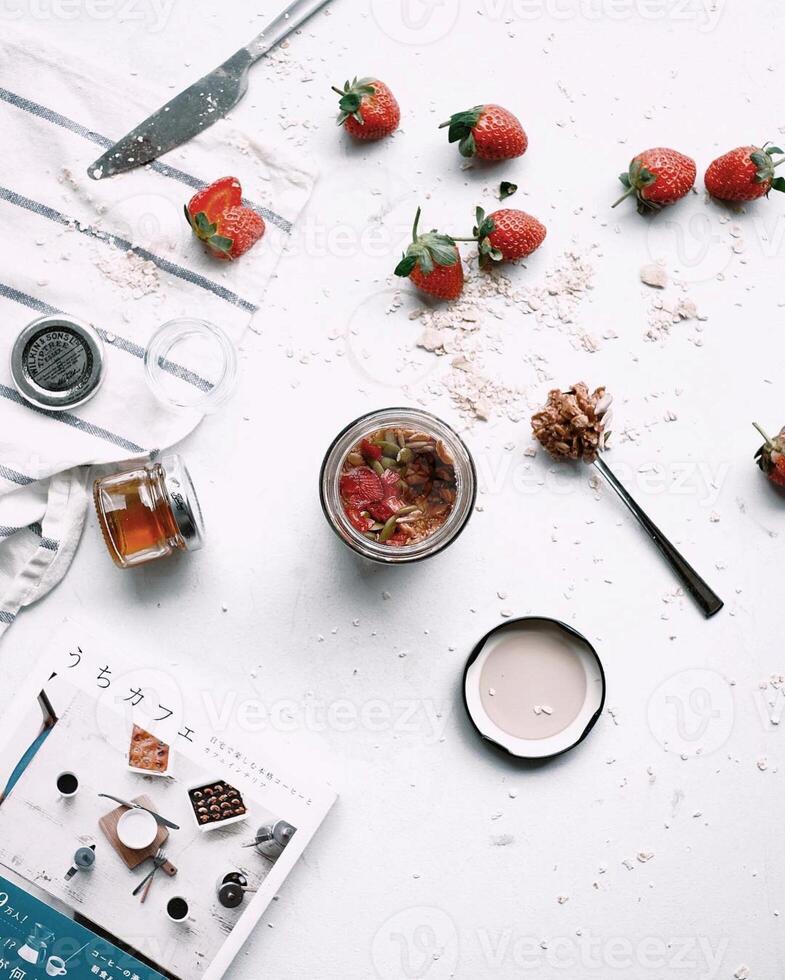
[593,455,724,618]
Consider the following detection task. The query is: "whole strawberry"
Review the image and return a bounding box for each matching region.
[333,77,400,141]
[473,206,546,263]
[612,148,696,213]
[185,177,265,260]
[394,207,463,301]
[754,422,785,489]
[439,104,527,161]
[705,145,785,202]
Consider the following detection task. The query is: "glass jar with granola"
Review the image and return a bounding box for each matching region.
[320,408,476,563]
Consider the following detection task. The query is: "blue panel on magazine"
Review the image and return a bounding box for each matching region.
[0,877,166,980]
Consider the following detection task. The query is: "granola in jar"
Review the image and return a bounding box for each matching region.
[340,427,458,547]
[320,408,476,563]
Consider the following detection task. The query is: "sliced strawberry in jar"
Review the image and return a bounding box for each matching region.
[380,468,403,497]
[366,496,407,522]
[340,467,384,504]
[345,506,375,532]
[360,439,382,461]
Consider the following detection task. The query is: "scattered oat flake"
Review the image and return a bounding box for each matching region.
[640,263,668,288]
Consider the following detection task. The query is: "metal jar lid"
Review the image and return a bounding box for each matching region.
[10,315,105,411]
[160,454,205,552]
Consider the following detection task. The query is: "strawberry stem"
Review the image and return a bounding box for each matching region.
[411,206,422,242]
[753,421,773,446]
[611,185,636,208]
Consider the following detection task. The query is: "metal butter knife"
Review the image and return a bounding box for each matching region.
[88,0,332,180]
[98,793,180,830]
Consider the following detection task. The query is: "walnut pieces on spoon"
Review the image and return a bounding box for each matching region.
[530,383,613,463]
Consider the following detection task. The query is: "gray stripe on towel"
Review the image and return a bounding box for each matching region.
[0,523,59,551]
[0,611,16,624]
[0,383,144,453]
[0,464,35,486]
[0,86,292,233]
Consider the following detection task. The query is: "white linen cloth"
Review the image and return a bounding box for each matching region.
[0,31,317,637]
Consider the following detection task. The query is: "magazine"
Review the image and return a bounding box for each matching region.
[0,623,337,980]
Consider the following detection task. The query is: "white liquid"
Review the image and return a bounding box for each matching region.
[479,621,588,740]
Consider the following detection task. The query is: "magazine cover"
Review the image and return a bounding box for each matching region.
[0,624,337,980]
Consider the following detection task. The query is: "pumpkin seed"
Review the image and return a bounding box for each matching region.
[379,515,399,542]
[374,439,402,457]
[347,452,364,466]
[397,447,413,465]
[372,460,385,477]
[381,457,399,470]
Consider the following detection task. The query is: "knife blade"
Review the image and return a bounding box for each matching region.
[98,793,180,830]
[88,0,333,180]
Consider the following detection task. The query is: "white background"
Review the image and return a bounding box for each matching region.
[3,1,785,978]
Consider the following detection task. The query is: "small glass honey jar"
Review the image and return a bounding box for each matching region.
[93,455,205,568]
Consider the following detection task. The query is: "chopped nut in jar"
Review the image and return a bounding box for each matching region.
[339,427,459,547]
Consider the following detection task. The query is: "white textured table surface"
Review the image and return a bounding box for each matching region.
[3,3,785,979]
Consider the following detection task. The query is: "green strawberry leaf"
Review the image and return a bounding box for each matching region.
[478,217,495,238]
[618,172,631,188]
[416,247,434,277]
[421,233,458,267]
[195,212,215,235]
[459,132,476,158]
[395,255,417,277]
[499,181,517,200]
[339,93,362,114]
[208,235,233,253]
[770,176,785,193]
[767,146,783,155]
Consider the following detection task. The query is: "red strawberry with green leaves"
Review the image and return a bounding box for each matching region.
[185,178,265,260]
[394,207,463,301]
[612,148,696,213]
[439,104,527,161]
[705,145,785,202]
[754,422,785,489]
[333,77,400,141]
[472,206,546,263]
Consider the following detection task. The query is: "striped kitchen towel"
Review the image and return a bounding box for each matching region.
[0,30,317,638]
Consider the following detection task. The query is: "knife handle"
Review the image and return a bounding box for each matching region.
[245,0,333,60]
